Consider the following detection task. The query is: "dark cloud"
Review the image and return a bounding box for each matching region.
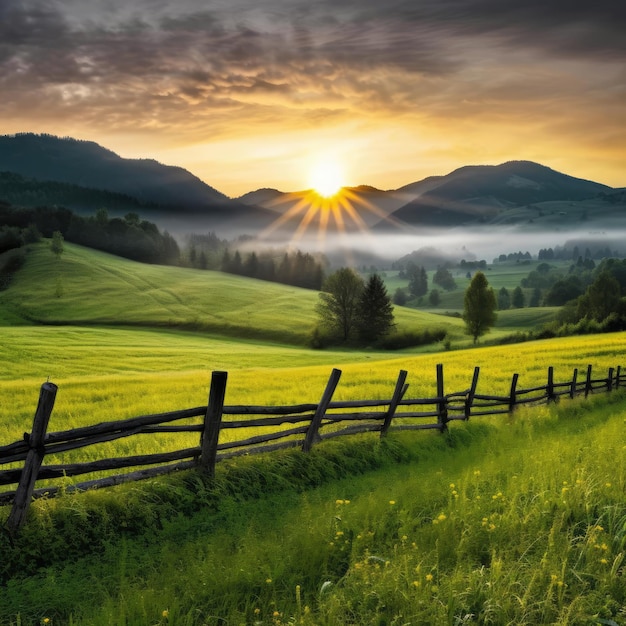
[0,0,624,171]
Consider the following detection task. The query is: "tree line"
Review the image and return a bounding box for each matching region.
[0,203,180,265]
[221,249,324,290]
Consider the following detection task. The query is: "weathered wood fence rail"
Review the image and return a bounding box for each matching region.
[1,363,624,534]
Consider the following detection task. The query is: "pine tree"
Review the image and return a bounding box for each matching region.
[497,287,511,310]
[357,273,395,342]
[512,286,525,308]
[463,271,497,343]
[408,264,428,297]
[50,230,64,258]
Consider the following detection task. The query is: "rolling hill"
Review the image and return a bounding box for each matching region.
[0,241,468,346]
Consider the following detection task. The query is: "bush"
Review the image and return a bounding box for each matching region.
[0,248,26,290]
[375,328,447,350]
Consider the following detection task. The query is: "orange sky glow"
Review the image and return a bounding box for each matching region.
[1,0,624,197]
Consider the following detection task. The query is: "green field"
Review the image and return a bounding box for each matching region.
[1,243,473,344]
[2,242,626,625]
[384,260,570,322]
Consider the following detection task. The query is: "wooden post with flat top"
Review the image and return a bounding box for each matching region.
[200,371,228,478]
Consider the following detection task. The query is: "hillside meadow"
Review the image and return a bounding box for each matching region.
[0,242,557,347]
[383,259,569,314]
[0,243,468,344]
[2,240,626,624]
[1,388,626,625]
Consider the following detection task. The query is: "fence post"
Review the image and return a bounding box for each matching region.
[303,369,342,452]
[585,364,593,398]
[508,373,519,412]
[464,367,480,420]
[547,366,555,402]
[200,371,228,478]
[570,368,578,399]
[616,366,621,390]
[607,367,614,392]
[436,364,448,432]
[7,382,58,536]
[380,370,408,437]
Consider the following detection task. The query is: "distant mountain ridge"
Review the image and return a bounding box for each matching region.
[0,133,278,234]
[377,161,612,230]
[0,133,228,208]
[0,133,623,238]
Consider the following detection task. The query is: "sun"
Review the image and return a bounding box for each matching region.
[308,159,345,198]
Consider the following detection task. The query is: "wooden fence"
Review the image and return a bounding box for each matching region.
[1,362,624,535]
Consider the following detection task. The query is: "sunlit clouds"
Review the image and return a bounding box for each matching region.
[1,0,624,195]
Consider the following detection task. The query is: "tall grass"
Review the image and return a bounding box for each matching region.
[1,391,625,625]
[1,330,624,461]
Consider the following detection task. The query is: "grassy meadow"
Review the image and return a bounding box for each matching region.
[1,243,469,345]
[1,240,626,625]
[1,391,625,625]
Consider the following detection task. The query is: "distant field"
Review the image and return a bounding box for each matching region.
[385,260,570,317]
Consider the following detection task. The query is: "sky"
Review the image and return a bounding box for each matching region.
[1,0,625,197]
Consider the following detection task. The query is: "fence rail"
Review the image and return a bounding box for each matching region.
[1,362,624,535]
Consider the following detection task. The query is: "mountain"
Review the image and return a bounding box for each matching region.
[237,185,413,231]
[377,161,613,230]
[0,133,277,235]
[1,134,623,242]
[0,133,229,207]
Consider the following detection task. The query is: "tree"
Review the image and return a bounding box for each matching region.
[433,266,456,291]
[429,289,441,306]
[462,271,497,343]
[497,287,511,310]
[408,264,428,297]
[511,286,525,308]
[393,288,407,306]
[357,273,395,342]
[316,268,364,341]
[529,287,542,307]
[50,230,64,258]
[577,271,621,321]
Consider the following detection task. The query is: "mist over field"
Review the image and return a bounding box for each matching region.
[174,221,626,267]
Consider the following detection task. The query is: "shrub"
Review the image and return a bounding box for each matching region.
[375,328,446,350]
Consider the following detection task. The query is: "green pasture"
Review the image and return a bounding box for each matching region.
[2,389,625,625]
[385,260,570,317]
[0,243,467,344]
[2,241,626,625]
[1,327,624,462]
